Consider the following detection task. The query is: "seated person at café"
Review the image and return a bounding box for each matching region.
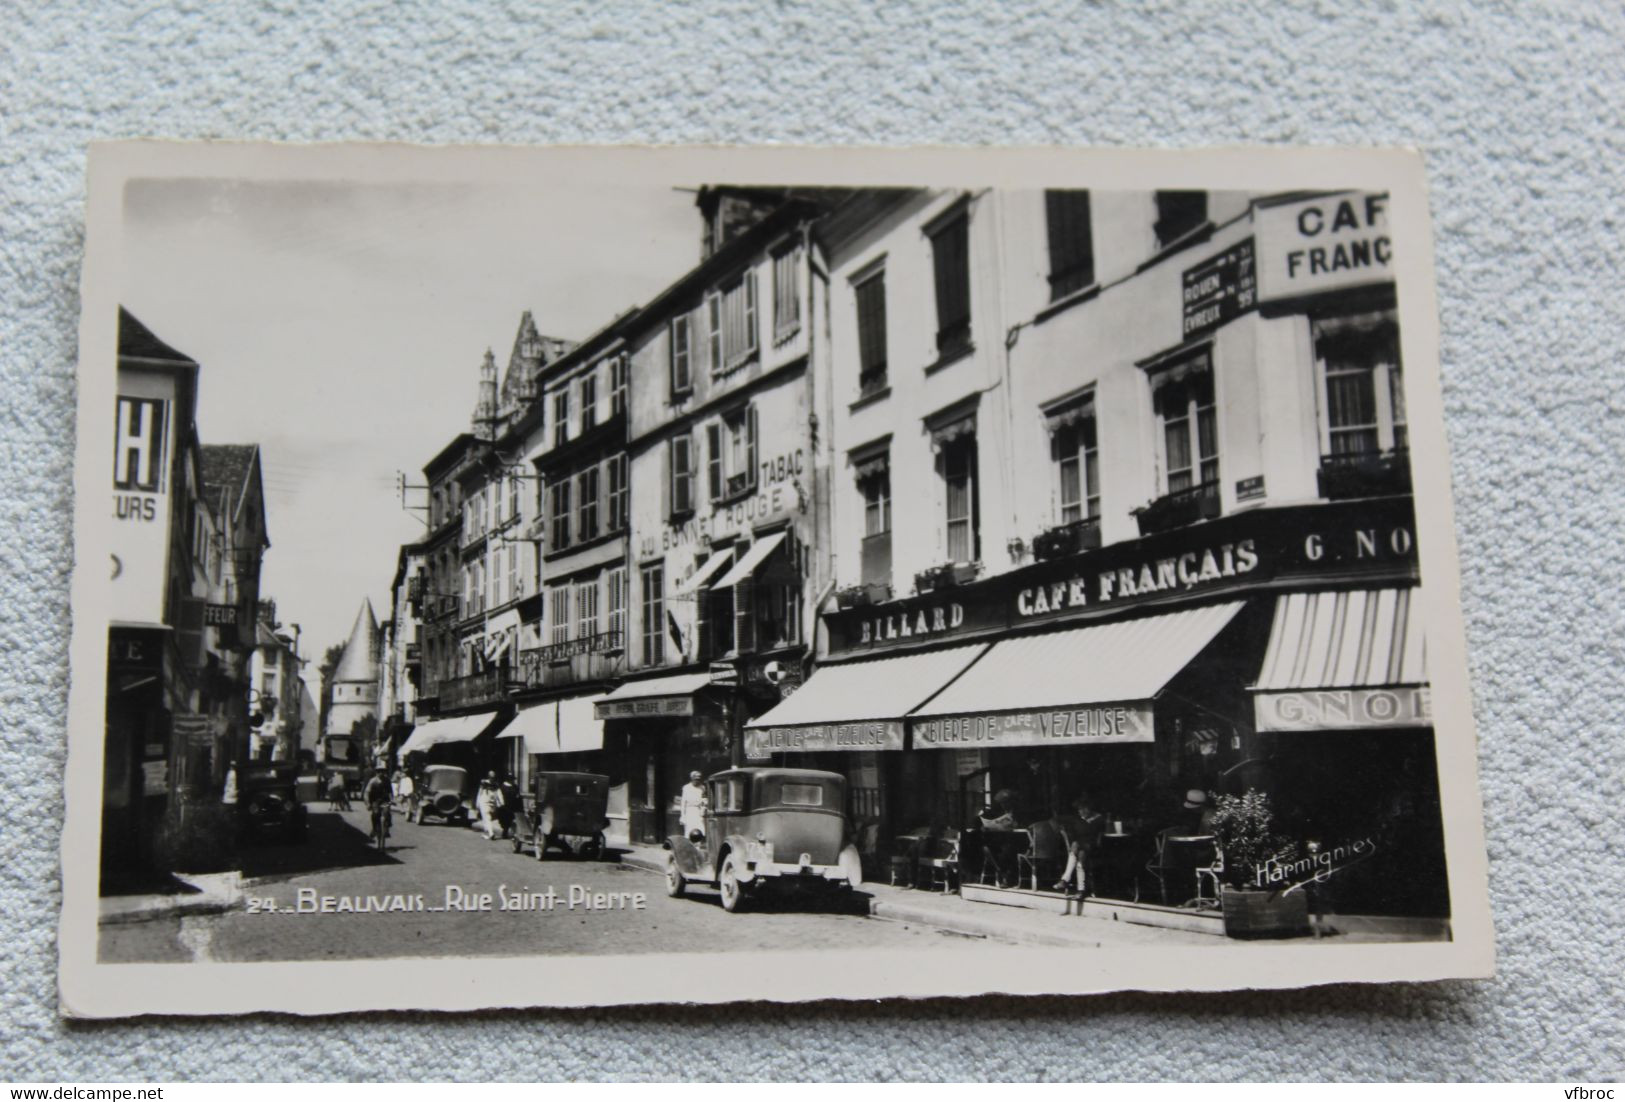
[1052,796,1107,895]
[976,789,1023,888]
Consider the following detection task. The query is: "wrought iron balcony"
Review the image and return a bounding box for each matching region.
[438,667,507,711]
[1032,517,1103,562]
[1317,447,1412,501]
[1133,480,1222,537]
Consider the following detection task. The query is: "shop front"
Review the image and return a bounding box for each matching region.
[500,691,614,836]
[397,708,512,778]
[594,672,729,844]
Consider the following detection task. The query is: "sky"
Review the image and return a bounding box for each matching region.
[120,175,699,663]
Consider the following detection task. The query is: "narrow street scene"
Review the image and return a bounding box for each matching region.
[95,171,1454,978]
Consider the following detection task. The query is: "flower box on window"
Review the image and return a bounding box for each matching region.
[1032,518,1102,562]
[914,561,979,595]
[1133,481,1221,536]
[836,582,892,610]
[1317,448,1411,501]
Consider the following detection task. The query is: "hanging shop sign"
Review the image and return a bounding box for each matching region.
[743,720,904,761]
[826,497,1418,656]
[1254,686,1431,733]
[1255,192,1391,304]
[1182,237,1256,339]
[912,705,1154,750]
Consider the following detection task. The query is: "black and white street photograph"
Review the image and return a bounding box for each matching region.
[64,144,1491,1015]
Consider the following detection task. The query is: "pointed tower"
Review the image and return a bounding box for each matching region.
[471,348,498,441]
[499,310,543,420]
[325,600,380,738]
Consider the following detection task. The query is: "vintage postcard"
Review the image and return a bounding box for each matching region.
[61,143,1492,1016]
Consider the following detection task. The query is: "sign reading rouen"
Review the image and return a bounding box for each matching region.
[825,498,1418,656]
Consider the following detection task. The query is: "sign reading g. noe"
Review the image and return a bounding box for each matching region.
[1254,686,1431,732]
[1255,192,1391,303]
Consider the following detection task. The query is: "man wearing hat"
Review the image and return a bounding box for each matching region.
[1182,788,1218,835]
[679,770,708,841]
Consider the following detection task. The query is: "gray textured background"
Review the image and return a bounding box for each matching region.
[4,0,1622,1082]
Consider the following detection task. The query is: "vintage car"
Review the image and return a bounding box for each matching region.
[237,762,307,844]
[664,767,864,913]
[409,764,475,825]
[511,771,612,861]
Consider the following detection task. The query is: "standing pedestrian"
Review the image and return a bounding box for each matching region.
[679,771,707,841]
[477,771,502,841]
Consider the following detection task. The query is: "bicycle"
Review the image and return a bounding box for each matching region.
[369,802,392,853]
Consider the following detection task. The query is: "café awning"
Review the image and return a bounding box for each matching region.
[1250,589,1429,732]
[674,547,734,597]
[397,711,508,756]
[907,601,1247,749]
[742,642,990,759]
[498,701,558,755]
[595,672,713,720]
[711,531,788,590]
[556,693,608,753]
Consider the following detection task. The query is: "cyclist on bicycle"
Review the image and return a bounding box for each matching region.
[364,767,392,845]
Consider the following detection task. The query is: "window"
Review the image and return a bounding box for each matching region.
[942,436,979,564]
[576,578,599,639]
[1051,410,1101,524]
[668,433,695,517]
[508,543,520,600]
[670,315,692,397]
[577,464,600,543]
[640,564,665,666]
[1154,191,1208,249]
[854,271,887,398]
[707,405,759,501]
[1045,190,1094,300]
[550,476,572,549]
[929,211,971,357]
[607,566,627,643]
[488,550,499,608]
[549,584,571,646]
[552,390,570,446]
[464,564,475,615]
[773,246,801,341]
[706,272,758,375]
[606,452,629,532]
[1316,311,1406,455]
[856,453,891,587]
[580,372,597,432]
[610,353,628,418]
[473,561,485,615]
[1154,360,1219,495]
[507,473,521,524]
[779,783,823,807]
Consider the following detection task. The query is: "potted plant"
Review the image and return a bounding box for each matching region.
[1208,788,1311,939]
[835,582,891,609]
[914,562,979,594]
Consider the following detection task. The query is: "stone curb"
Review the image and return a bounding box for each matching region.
[98,871,244,926]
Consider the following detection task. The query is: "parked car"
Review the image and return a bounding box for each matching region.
[409,764,475,826]
[511,772,612,861]
[664,767,864,913]
[237,762,307,844]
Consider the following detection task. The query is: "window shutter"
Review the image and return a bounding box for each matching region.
[744,271,758,353]
[707,293,722,374]
[707,422,722,501]
[663,437,675,519]
[746,405,759,488]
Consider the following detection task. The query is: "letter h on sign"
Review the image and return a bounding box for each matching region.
[114,397,167,493]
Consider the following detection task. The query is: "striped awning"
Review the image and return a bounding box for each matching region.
[907,602,1245,749]
[674,547,734,597]
[742,642,990,759]
[1250,589,1429,732]
[711,531,788,590]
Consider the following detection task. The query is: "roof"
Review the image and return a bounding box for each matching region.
[118,307,196,364]
[199,444,256,502]
[331,600,381,684]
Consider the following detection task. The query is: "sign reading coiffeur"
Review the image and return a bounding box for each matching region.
[1255,192,1392,303]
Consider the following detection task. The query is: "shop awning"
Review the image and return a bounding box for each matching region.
[742,642,991,759]
[498,701,558,755]
[397,711,508,756]
[1251,589,1429,732]
[711,531,788,589]
[595,672,713,720]
[556,693,607,753]
[674,547,734,597]
[907,601,1246,749]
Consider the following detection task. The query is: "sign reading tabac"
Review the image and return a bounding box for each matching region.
[912,705,1153,749]
[1255,191,1392,303]
[743,720,904,760]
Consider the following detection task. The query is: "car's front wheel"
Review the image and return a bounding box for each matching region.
[718,853,746,913]
[665,852,686,898]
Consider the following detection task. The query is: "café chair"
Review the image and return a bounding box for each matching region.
[1146,829,1220,908]
[917,831,960,894]
[1017,820,1066,891]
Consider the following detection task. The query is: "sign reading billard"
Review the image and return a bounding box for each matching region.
[1254,686,1430,733]
[912,704,1153,750]
[743,720,904,760]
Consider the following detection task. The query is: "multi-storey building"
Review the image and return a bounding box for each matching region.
[596,188,832,844]
[744,188,1442,920]
[247,600,306,763]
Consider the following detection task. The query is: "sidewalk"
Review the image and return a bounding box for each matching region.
[98,870,244,926]
[617,844,1217,948]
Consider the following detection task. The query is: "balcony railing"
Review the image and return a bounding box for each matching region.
[438,667,507,712]
[1032,517,1103,562]
[1318,447,1412,500]
[1133,480,1221,537]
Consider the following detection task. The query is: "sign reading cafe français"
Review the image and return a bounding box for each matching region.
[1255,192,1392,303]
[743,720,904,761]
[912,705,1154,750]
